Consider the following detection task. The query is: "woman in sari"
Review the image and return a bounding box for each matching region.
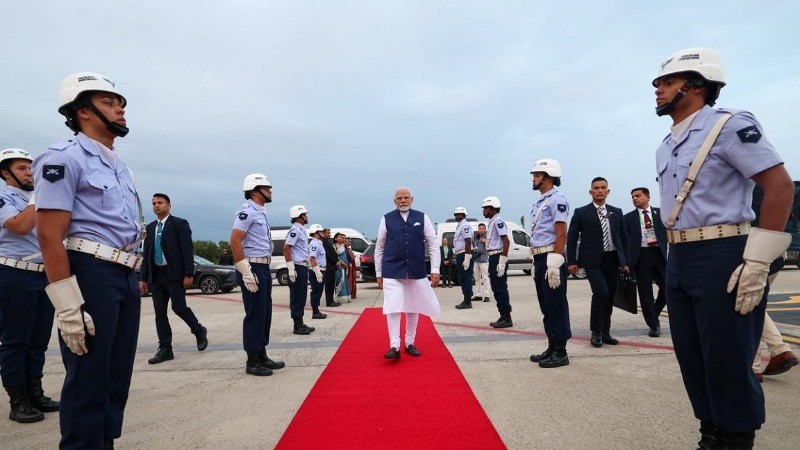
[345,237,357,299]
[334,233,351,303]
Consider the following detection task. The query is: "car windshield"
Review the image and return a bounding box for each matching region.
[194,256,213,265]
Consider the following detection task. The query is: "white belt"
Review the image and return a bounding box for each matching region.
[667,222,750,245]
[531,245,555,256]
[248,257,271,264]
[487,250,503,255]
[65,237,143,270]
[0,256,44,272]
[294,261,309,267]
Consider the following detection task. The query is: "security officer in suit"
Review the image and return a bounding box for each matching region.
[283,205,317,335]
[482,196,513,328]
[528,159,571,368]
[0,148,59,423]
[230,174,285,377]
[139,193,207,364]
[653,48,793,449]
[306,224,329,318]
[624,187,667,337]
[567,177,629,348]
[321,228,340,307]
[34,72,143,449]
[452,207,475,309]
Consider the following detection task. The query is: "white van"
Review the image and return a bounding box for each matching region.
[269,226,371,285]
[436,218,532,274]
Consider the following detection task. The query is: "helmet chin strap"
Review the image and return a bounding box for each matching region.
[256,187,272,203]
[4,170,34,191]
[86,102,129,137]
[655,80,696,117]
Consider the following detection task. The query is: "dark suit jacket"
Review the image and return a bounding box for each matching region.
[567,203,629,268]
[140,215,195,283]
[322,239,338,272]
[439,245,455,271]
[624,207,668,267]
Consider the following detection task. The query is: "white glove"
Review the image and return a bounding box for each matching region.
[235,260,259,293]
[545,253,565,289]
[286,261,296,283]
[727,228,791,315]
[497,255,508,278]
[45,276,96,355]
[312,266,323,282]
[462,253,472,271]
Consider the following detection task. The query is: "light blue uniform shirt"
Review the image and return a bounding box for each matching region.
[656,106,783,229]
[530,188,570,247]
[0,186,41,261]
[308,237,326,268]
[285,222,309,263]
[453,219,473,252]
[232,200,272,258]
[32,133,141,249]
[486,215,508,251]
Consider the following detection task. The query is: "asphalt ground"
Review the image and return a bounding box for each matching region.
[2,269,799,449]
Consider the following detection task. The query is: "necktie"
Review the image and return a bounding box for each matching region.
[154,221,164,265]
[598,207,612,251]
[643,210,658,247]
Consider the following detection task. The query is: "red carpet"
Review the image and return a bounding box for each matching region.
[276,307,506,449]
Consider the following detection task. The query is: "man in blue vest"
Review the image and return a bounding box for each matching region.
[375,187,441,359]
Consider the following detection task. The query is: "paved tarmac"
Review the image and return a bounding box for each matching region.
[2,270,799,449]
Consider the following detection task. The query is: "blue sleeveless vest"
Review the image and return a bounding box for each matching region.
[382,209,427,279]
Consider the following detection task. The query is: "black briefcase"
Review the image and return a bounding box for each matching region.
[613,273,638,314]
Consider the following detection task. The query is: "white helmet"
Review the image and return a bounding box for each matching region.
[58,72,128,136]
[530,159,561,177]
[243,173,271,191]
[453,207,467,215]
[0,148,33,165]
[652,47,726,87]
[290,204,309,219]
[308,224,324,235]
[481,196,501,209]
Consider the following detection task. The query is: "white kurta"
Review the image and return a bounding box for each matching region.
[375,211,441,317]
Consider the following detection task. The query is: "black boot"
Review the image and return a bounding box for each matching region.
[5,385,44,423]
[245,352,273,376]
[312,308,327,319]
[257,348,286,370]
[721,430,755,450]
[490,313,513,328]
[530,339,554,363]
[697,421,723,449]
[455,294,472,310]
[293,317,313,335]
[539,341,569,368]
[25,377,59,412]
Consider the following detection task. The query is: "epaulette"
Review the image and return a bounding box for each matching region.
[47,140,77,152]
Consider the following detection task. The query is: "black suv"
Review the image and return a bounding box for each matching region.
[138,255,238,295]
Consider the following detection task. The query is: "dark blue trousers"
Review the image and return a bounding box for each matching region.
[667,236,766,432]
[0,266,54,387]
[151,266,201,348]
[456,253,474,298]
[309,270,323,308]
[634,247,666,330]
[585,251,620,333]
[237,263,272,352]
[60,252,140,450]
[533,254,572,342]
[488,254,511,314]
[288,265,309,318]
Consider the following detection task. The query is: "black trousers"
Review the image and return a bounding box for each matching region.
[585,251,620,333]
[634,247,666,329]
[151,266,201,348]
[323,269,336,305]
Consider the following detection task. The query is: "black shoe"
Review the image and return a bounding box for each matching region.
[483,297,490,302]
[405,344,421,357]
[697,421,723,450]
[720,430,755,450]
[490,314,513,328]
[293,324,312,335]
[104,439,114,450]
[471,296,481,301]
[194,326,208,351]
[148,347,175,364]
[590,332,603,348]
[246,352,273,376]
[5,385,44,423]
[312,311,327,319]
[530,344,554,363]
[384,347,400,359]
[539,352,569,368]
[303,323,316,333]
[258,349,286,370]
[25,378,59,412]
[648,326,661,338]
[455,300,472,310]
[326,302,341,308]
[602,333,619,345]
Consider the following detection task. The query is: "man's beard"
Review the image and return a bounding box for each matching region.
[398,205,410,212]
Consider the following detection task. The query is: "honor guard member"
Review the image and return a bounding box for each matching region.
[284,205,316,335]
[307,224,328,319]
[653,48,793,449]
[528,159,571,368]
[230,174,286,377]
[33,72,144,449]
[482,196,513,328]
[452,207,475,310]
[0,148,59,423]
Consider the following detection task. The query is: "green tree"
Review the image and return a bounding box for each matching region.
[194,240,221,262]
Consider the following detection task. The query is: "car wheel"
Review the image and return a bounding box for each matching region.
[277,269,290,286]
[572,268,587,280]
[522,269,532,275]
[199,276,220,294]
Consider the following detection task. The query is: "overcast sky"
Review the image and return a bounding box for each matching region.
[3,1,798,240]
